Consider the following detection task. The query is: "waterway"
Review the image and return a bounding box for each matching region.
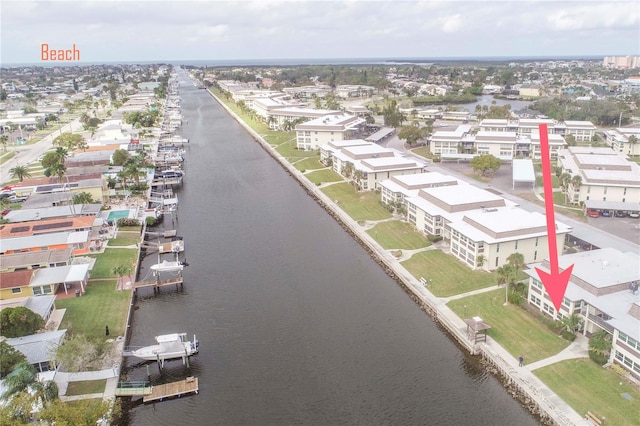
[125,70,538,425]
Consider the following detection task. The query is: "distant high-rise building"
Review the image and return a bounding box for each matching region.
[603,56,640,69]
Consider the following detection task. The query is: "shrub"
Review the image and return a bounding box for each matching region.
[609,363,627,377]
[145,216,158,226]
[117,218,140,227]
[561,331,577,342]
[427,234,443,243]
[588,350,608,366]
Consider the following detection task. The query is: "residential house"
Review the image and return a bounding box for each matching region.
[0,263,90,299]
[4,329,67,372]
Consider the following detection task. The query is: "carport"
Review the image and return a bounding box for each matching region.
[583,200,640,216]
[512,159,536,190]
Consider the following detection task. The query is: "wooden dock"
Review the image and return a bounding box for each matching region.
[143,377,199,403]
[133,277,184,292]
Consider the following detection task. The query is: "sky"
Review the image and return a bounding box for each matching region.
[1,0,639,64]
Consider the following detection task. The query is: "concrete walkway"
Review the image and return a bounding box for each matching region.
[526,334,590,371]
[440,284,503,303]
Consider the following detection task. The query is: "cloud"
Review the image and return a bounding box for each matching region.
[1,1,638,62]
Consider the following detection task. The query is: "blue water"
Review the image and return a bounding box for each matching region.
[107,210,130,222]
[3,55,606,68]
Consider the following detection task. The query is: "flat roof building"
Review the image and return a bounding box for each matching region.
[525,248,640,380]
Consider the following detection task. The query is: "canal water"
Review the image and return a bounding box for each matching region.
[125,70,538,425]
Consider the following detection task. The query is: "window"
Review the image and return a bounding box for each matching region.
[515,240,518,250]
[12,288,22,294]
[535,237,539,247]
[496,243,500,253]
[495,257,499,267]
[534,251,538,260]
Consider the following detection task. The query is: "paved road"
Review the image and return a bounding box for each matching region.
[0,119,83,184]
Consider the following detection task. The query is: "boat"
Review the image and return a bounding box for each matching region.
[131,333,199,362]
[150,259,184,273]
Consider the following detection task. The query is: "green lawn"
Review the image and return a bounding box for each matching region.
[321,182,392,221]
[447,289,569,362]
[0,151,17,165]
[294,157,324,171]
[401,250,497,297]
[367,220,431,250]
[534,359,640,426]
[89,249,138,278]
[65,379,107,396]
[411,147,438,160]
[108,234,140,247]
[305,169,344,185]
[274,140,313,159]
[57,280,131,340]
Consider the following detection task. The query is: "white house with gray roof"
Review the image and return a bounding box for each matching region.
[525,248,640,380]
[4,329,67,372]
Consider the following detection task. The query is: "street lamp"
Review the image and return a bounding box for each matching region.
[464,304,467,319]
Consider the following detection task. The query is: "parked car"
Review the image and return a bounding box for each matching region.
[614,210,627,218]
[1,209,11,216]
[629,212,640,219]
[8,195,28,203]
[601,210,612,217]
[0,191,16,200]
[586,209,600,218]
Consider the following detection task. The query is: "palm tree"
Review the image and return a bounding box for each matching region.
[8,165,31,182]
[496,264,514,305]
[0,134,8,151]
[1,362,37,400]
[570,175,582,191]
[476,254,486,269]
[507,252,525,283]
[560,313,583,335]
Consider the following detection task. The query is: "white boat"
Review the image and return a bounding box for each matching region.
[150,259,184,273]
[131,333,199,362]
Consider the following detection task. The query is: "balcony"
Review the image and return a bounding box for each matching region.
[587,313,614,334]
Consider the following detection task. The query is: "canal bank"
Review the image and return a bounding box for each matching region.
[205,88,587,426]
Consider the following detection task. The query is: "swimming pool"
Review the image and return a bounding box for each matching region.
[107,209,131,222]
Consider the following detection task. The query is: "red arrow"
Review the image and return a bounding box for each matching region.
[534,123,574,311]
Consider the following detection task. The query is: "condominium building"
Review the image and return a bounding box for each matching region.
[478,118,596,142]
[404,183,570,270]
[525,248,640,380]
[379,172,459,205]
[603,127,640,157]
[295,114,366,150]
[431,125,566,160]
[557,147,640,205]
[324,142,423,190]
[335,85,375,98]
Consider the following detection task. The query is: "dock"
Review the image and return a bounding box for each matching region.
[143,377,199,403]
[133,277,184,293]
[114,381,152,397]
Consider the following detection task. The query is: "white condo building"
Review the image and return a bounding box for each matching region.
[321,141,424,191]
[557,146,640,206]
[402,183,571,270]
[296,114,366,150]
[525,248,640,380]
